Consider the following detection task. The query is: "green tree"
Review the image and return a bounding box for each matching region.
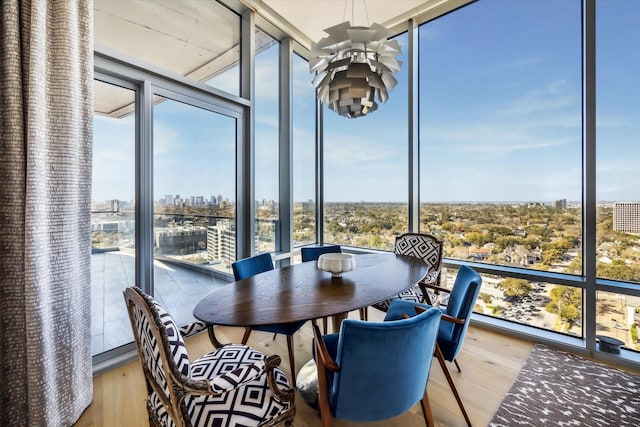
[480,293,493,304]
[465,231,490,246]
[499,278,533,298]
[598,260,640,282]
[546,285,582,323]
[542,248,564,265]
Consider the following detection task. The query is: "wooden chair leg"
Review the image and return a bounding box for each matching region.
[454,358,462,373]
[435,344,472,427]
[420,390,435,427]
[359,307,368,321]
[207,324,226,348]
[315,344,333,427]
[322,317,328,335]
[286,335,297,386]
[241,327,252,345]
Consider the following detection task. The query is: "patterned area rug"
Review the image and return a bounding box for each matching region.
[489,344,640,426]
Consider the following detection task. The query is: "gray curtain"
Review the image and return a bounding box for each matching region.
[0,0,93,425]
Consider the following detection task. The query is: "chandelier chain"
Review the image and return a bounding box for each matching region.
[342,0,370,27]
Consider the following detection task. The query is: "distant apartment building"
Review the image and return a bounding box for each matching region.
[207,220,236,267]
[613,202,640,233]
[554,198,567,209]
[207,220,261,267]
[92,220,126,233]
[191,196,205,206]
[154,225,207,255]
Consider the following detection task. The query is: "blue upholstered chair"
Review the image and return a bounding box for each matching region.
[300,245,366,333]
[232,252,276,281]
[124,286,295,427]
[300,245,342,262]
[312,307,442,427]
[373,233,444,312]
[232,253,306,384]
[383,265,482,427]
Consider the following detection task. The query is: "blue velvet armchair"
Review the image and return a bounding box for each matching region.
[300,245,366,332]
[300,245,342,262]
[312,307,442,427]
[383,265,482,427]
[232,252,275,280]
[232,253,306,384]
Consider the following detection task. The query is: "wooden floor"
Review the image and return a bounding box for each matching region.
[75,309,533,427]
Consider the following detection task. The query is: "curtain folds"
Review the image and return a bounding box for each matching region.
[0,0,94,425]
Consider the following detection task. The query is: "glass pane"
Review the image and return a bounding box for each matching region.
[419,0,582,273]
[597,291,639,352]
[292,53,317,247]
[596,1,640,283]
[323,33,409,251]
[152,95,237,325]
[152,96,236,326]
[443,267,583,337]
[91,80,136,355]
[254,31,279,254]
[94,0,240,96]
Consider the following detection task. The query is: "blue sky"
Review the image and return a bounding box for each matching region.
[93,0,639,204]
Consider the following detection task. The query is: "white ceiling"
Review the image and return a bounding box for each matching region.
[244,0,466,47]
[258,0,433,43]
[93,0,466,116]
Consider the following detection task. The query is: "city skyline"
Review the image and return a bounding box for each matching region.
[93,0,639,204]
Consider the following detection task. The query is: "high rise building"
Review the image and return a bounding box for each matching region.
[554,198,567,209]
[207,220,236,268]
[613,202,640,233]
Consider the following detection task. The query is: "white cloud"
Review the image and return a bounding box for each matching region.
[496,55,543,71]
[465,137,574,154]
[498,80,579,116]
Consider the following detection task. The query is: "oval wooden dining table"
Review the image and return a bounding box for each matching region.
[193,252,429,346]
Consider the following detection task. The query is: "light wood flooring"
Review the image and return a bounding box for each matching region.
[75,309,533,427]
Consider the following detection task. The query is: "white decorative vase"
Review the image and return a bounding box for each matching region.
[317,253,356,277]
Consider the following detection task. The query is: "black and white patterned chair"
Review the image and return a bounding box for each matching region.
[124,287,296,427]
[373,233,444,312]
[178,320,207,339]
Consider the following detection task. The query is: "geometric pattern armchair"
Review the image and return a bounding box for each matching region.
[383,265,482,427]
[123,287,296,427]
[373,233,444,312]
[312,307,442,427]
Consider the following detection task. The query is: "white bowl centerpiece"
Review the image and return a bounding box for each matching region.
[317,253,356,277]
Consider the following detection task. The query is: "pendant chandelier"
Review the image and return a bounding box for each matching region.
[309,3,402,119]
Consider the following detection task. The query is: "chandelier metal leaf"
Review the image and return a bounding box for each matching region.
[309,21,402,118]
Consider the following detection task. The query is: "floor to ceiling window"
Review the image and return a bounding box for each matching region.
[93,0,244,361]
[90,0,640,368]
[419,0,583,336]
[595,0,640,351]
[292,53,317,247]
[151,95,237,326]
[323,33,409,251]
[91,79,136,355]
[254,31,280,254]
